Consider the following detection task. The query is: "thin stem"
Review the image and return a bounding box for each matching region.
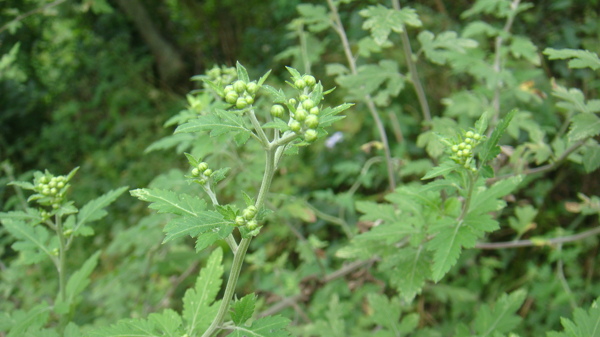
[200,237,252,337]
[202,143,279,336]
[392,0,431,123]
[248,109,270,147]
[202,177,239,253]
[556,243,577,309]
[326,0,396,190]
[487,138,587,184]
[475,225,600,249]
[305,202,353,239]
[490,0,521,130]
[55,215,67,303]
[2,162,28,211]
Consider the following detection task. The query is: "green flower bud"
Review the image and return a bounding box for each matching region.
[224,85,234,94]
[458,142,466,150]
[302,99,315,110]
[246,81,259,94]
[288,98,297,106]
[48,180,56,188]
[304,114,319,129]
[203,169,213,177]
[465,131,474,138]
[294,79,306,89]
[309,107,320,115]
[244,95,254,105]
[304,129,318,142]
[299,94,309,101]
[451,145,459,152]
[236,98,248,109]
[270,104,285,118]
[50,188,57,195]
[192,168,200,176]
[198,162,209,172]
[473,133,482,140]
[233,80,246,93]
[242,206,258,220]
[290,120,302,133]
[57,181,65,188]
[225,91,238,104]
[246,219,258,230]
[294,108,307,122]
[235,216,246,226]
[303,75,316,87]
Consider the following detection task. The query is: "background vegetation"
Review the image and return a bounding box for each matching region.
[1,0,599,336]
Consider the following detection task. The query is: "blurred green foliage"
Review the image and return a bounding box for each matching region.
[1,0,599,336]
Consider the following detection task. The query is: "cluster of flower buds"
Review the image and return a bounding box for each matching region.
[224,79,260,109]
[32,173,70,218]
[205,65,237,86]
[270,74,323,142]
[450,130,485,170]
[234,205,259,230]
[191,161,213,185]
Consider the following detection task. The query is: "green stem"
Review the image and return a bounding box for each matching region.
[55,214,67,303]
[202,145,278,336]
[202,182,239,253]
[200,237,252,337]
[326,0,396,190]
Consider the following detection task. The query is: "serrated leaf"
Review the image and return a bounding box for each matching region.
[418,30,478,65]
[75,186,127,236]
[87,318,157,337]
[183,247,224,334]
[469,175,522,214]
[230,315,291,337]
[379,246,430,302]
[0,210,43,225]
[547,298,600,337]
[285,66,302,80]
[544,48,600,71]
[360,5,422,45]
[569,113,600,141]
[428,220,478,282]
[65,251,101,305]
[163,211,228,243]
[174,110,252,139]
[336,60,404,106]
[297,4,330,32]
[148,309,182,336]
[583,145,600,173]
[510,35,540,65]
[3,221,54,265]
[479,109,517,164]
[257,69,271,86]
[231,293,257,326]
[262,85,287,103]
[473,290,527,336]
[130,188,207,217]
[6,303,51,337]
[422,160,461,180]
[367,293,401,332]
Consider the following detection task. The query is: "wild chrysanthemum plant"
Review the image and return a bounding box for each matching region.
[124,62,351,337]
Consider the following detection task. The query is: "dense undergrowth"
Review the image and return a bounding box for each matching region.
[1,0,599,336]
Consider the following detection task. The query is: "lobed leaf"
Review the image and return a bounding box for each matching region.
[473,290,527,336]
[544,48,600,71]
[231,293,257,326]
[360,5,422,45]
[230,315,291,337]
[130,188,207,217]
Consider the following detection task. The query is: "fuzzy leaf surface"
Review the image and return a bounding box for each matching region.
[473,290,527,336]
[360,5,422,45]
[130,188,207,217]
[183,247,224,335]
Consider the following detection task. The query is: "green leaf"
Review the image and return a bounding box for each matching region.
[427,219,478,282]
[148,309,183,336]
[552,84,599,114]
[569,113,600,141]
[231,293,257,326]
[229,315,291,337]
[6,303,52,337]
[262,85,287,103]
[510,35,541,65]
[336,60,405,106]
[360,5,422,45]
[366,294,401,332]
[583,145,600,173]
[174,110,253,142]
[479,109,517,164]
[547,297,600,337]
[130,188,207,217]
[163,211,228,243]
[544,48,600,71]
[297,4,331,32]
[379,247,430,302]
[418,30,478,65]
[469,175,522,214]
[0,209,43,225]
[473,290,527,336]
[3,221,54,265]
[87,318,157,337]
[65,251,101,305]
[74,186,128,237]
[183,247,224,335]
[422,160,461,180]
[236,61,250,83]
